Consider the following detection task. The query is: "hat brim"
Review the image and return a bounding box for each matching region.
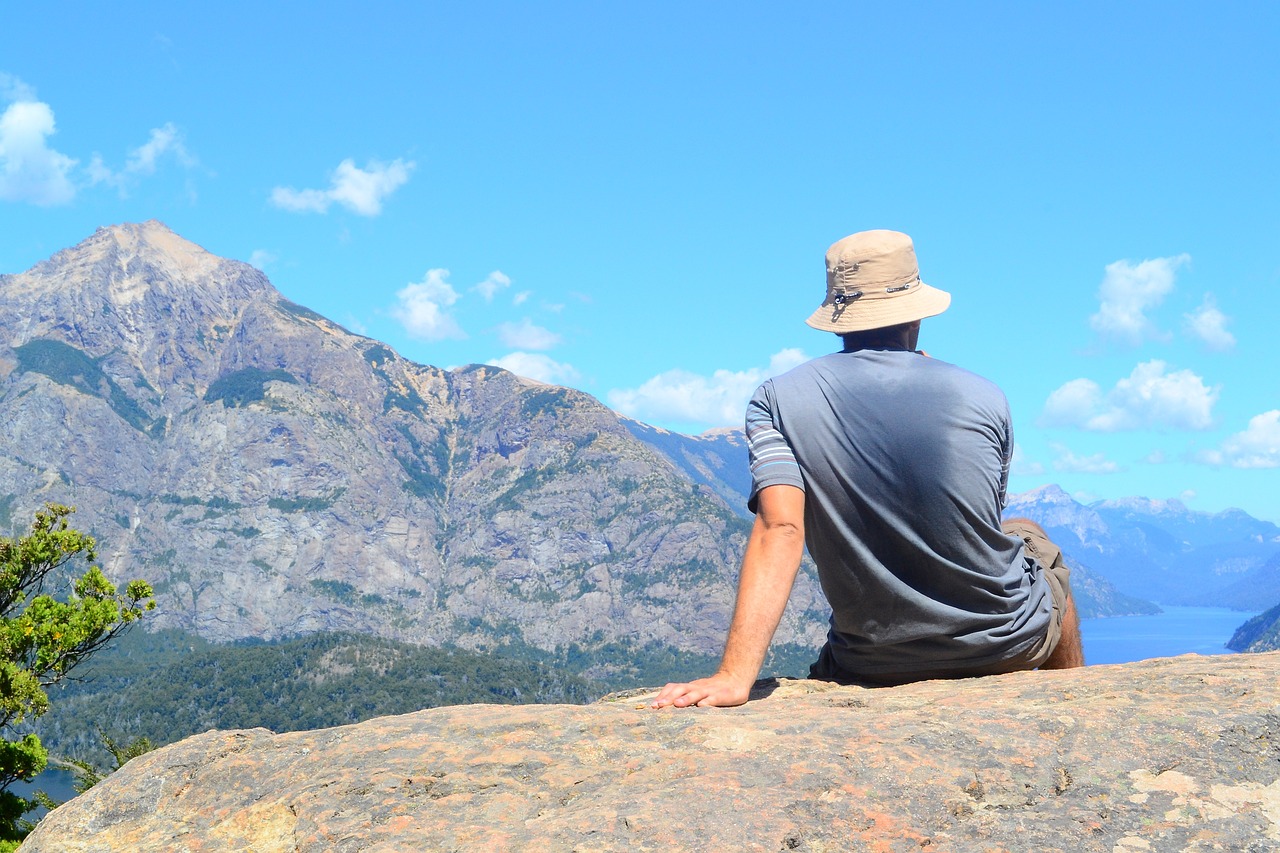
[804,281,951,333]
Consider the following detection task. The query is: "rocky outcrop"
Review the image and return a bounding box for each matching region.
[22,652,1280,851]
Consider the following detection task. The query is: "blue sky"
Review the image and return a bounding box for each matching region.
[2,3,1278,521]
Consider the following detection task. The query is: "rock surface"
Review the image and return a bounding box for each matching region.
[23,652,1280,852]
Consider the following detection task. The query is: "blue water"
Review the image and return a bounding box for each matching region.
[1081,605,1255,665]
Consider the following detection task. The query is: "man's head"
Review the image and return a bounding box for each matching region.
[805,230,951,335]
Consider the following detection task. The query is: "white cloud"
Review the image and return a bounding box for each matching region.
[0,73,36,103]
[487,352,580,385]
[1201,410,1280,469]
[88,122,198,196]
[1050,443,1121,474]
[391,269,466,341]
[1011,443,1045,476]
[129,122,196,174]
[512,290,531,306]
[607,349,809,428]
[0,92,77,206]
[497,318,560,351]
[248,250,278,271]
[1089,254,1189,344]
[1184,294,1236,350]
[473,271,512,302]
[271,157,414,216]
[1041,360,1218,431]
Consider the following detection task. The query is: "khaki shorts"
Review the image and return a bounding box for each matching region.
[1001,518,1072,670]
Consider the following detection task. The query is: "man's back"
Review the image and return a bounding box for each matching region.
[652,229,1080,711]
[749,348,1053,681]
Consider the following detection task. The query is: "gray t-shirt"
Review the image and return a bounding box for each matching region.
[747,348,1051,680]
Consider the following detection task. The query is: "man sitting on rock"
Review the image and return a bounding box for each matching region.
[653,229,1084,709]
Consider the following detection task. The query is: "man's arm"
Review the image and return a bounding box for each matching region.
[650,484,806,709]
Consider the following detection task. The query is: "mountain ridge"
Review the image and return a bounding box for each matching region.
[0,222,828,666]
[4,222,1275,666]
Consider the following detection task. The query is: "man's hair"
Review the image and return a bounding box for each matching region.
[839,321,918,351]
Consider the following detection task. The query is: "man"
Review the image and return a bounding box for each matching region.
[653,229,1083,709]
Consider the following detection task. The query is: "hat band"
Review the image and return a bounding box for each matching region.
[829,277,920,304]
[827,278,921,322]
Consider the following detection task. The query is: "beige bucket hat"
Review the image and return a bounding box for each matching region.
[805,230,951,333]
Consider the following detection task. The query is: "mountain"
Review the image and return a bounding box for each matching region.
[1004,485,1280,608]
[0,221,830,669]
[3,222,1261,668]
[619,418,752,518]
[1227,601,1280,653]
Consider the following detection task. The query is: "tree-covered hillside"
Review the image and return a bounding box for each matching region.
[1227,603,1280,653]
[30,625,819,768]
[31,629,598,761]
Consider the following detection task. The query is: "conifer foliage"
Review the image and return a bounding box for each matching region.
[0,504,154,849]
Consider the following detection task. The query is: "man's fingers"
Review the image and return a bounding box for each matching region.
[651,680,712,708]
[651,676,750,709]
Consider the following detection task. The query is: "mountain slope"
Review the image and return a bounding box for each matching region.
[0,222,829,664]
[1004,485,1280,607]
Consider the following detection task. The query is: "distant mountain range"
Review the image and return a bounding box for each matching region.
[2,222,1275,675]
[1004,485,1280,611]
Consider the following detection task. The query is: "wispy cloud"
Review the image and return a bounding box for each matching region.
[496,318,560,351]
[1041,360,1218,431]
[487,352,580,385]
[1050,443,1122,474]
[0,75,77,206]
[607,349,809,428]
[1184,294,1235,350]
[1089,254,1189,345]
[1199,410,1280,469]
[472,271,512,302]
[248,249,278,271]
[0,73,35,102]
[271,157,414,216]
[1011,443,1045,476]
[391,269,466,341]
[89,122,198,196]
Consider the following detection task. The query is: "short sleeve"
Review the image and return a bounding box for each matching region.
[745,380,804,514]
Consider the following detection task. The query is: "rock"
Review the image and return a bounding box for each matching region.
[23,652,1280,851]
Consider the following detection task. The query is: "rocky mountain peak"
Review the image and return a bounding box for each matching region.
[0,223,830,662]
[1093,495,1191,516]
[2,222,293,392]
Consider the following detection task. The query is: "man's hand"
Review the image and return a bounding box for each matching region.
[648,484,805,711]
[650,672,753,709]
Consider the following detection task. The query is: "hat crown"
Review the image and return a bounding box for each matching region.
[826,230,920,290]
[805,229,951,333]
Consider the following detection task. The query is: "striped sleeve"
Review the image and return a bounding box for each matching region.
[745,381,803,514]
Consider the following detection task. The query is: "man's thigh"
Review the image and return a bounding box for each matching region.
[1003,518,1072,668]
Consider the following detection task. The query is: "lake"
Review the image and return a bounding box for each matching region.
[1081,605,1254,665]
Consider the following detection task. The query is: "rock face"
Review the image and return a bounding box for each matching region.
[0,222,828,662]
[22,652,1280,852]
